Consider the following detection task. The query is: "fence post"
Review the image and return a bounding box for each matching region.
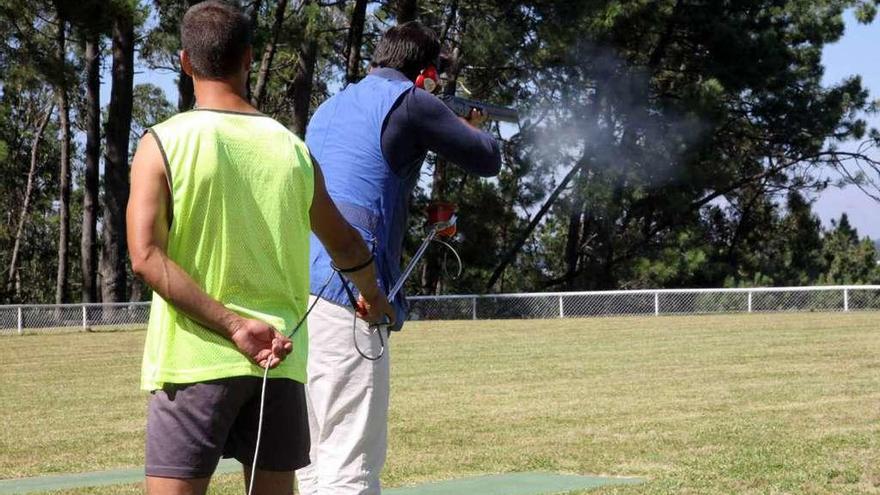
[654,292,659,316]
[844,288,849,312]
[748,291,753,313]
[558,295,564,318]
[82,305,88,331]
[17,306,23,335]
[471,296,477,320]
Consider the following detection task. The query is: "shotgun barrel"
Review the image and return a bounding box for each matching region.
[439,95,519,123]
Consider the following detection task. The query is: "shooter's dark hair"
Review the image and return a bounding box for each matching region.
[372,21,441,80]
[180,1,252,79]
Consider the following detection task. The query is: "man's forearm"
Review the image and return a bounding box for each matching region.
[405,89,502,177]
[132,246,244,338]
[324,224,383,299]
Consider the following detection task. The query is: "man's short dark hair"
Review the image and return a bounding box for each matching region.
[372,21,440,80]
[181,1,252,79]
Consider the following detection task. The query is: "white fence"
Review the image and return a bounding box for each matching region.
[0,302,151,335]
[406,285,880,321]
[2,285,879,335]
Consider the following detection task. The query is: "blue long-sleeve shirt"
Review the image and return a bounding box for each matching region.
[306,68,501,327]
[374,67,502,178]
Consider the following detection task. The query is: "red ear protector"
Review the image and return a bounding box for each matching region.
[415,65,439,93]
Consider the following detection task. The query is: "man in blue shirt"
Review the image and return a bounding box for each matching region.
[296,21,502,495]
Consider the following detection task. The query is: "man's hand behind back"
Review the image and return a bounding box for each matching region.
[229,318,293,369]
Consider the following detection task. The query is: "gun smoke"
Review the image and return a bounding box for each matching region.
[521,42,707,192]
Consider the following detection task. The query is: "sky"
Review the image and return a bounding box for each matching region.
[815,11,880,238]
[113,9,880,237]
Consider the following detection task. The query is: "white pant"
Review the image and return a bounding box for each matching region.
[296,297,390,495]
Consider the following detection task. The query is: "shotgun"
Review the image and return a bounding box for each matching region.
[439,95,519,123]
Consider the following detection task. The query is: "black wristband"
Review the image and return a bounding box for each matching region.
[331,253,375,274]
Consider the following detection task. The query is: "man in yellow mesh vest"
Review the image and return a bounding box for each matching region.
[126,2,394,494]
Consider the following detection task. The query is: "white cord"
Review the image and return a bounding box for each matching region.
[245,279,329,493]
[247,361,271,495]
[243,263,400,492]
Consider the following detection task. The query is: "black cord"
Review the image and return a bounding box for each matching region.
[284,271,335,339]
[337,271,386,361]
[330,253,375,274]
[287,269,387,360]
[352,309,386,361]
[299,236,388,361]
[304,234,447,362]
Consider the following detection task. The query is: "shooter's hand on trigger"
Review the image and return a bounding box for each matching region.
[461,107,487,128]
[356,292,395,327]
[229,317,293,369]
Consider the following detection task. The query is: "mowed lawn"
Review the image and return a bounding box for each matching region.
[1,313,879,494]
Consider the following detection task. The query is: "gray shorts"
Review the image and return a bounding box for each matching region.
[145,376,309,479]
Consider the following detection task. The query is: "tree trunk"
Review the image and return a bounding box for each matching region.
[130,276,145,302]
[563,204,583,290]
[395,0,417,23]
[562,167,587,289]
[251,0,288,109]
[288,5,318,139]
[420,40,462,294]
[344,0,368,84]
[439,0,458,42]
[178,70,195,111]
[245,0,262,101]
[55,18,71,305]
[7,105,54,295]
[647,0,682,70]
[247,0,262,31]
[177,0,202,111]
[486,158,587,291]
[81,35,100,303]
[101,10,134,303]
[419,157,447,294]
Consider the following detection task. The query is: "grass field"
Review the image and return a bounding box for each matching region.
[1,313,879,494]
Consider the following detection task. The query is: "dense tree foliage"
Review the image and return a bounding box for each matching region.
[1,0,879,303]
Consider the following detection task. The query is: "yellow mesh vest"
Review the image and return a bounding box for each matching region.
[141,110,314,391]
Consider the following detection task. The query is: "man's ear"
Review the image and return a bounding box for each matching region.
[180,50,194,77]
